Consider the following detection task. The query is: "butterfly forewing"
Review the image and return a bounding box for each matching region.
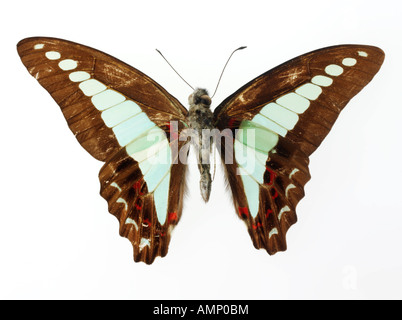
[17,37,189,264]
[214,45,384,255]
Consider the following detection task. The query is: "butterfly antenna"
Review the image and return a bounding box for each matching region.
[156,49,194,91]
[211,46,247,99]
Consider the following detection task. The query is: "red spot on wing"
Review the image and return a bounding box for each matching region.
[266,209,273,219]
[265,166,277,186]
[168,212,178,223]
[271,188,278,200]
[252,222,262,230]
[228,118,237,128]
[142,218,150,227]
[166,121,178,140]
[133,179,145,195]
[134,198,143,211]
[238,207,249,219]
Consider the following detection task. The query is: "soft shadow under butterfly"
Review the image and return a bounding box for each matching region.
[17,37,384,264]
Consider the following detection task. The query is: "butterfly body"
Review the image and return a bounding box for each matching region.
[187,88,214,202]
[17,37,384,263]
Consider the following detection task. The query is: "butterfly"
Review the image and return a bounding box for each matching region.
[17,37,384,264]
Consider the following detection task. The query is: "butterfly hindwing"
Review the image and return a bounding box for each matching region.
[99,144,187,263]
[215,45,384,254]
[17,37,189,263]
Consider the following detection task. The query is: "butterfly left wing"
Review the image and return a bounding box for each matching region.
[214,45,384,255]
[17,37,189,263]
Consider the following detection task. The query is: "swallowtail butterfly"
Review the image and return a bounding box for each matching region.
[17,37,384,264]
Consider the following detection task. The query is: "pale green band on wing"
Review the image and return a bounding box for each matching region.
[276,92,310,114]
[325,64,344,76]
[235,120,279,155]
[125,127,168,156]
[234,120,278,218]
[295,83,322,100]
[252,113,288,137]
[79,79,107,96]
[311,75,333,87]
[45,51,61,60]
[233,53,364,220]
[69,71,91,82]
[101,100,142,127]
[238,167,260,217]
[129,139,170,164]
[58,59,78,71]
[142,157,171,193]
[258,103,299,130]
[46,51,175,225]
[153,173,171,224]
[234,141,267,185]
[91,89,126,110]
[342,58,357,66]
[112,112,156,147]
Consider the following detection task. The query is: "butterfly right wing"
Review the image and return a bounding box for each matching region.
[17,37,189,263]
[214,45,384,255]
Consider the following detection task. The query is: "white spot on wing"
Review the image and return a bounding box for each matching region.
[295,83,322,100]
[325,64,344,76]
[117,198,128,211]
[79,79,107,96]
[69,71,91,82]
[91,89,126,110]
[289,168,299,179]
[258,103,299,130]
[111,182,122,192]
[139,238,151,251]
[276,92,310,114]
[112,112,155,146]
[45,51,61,60]
[111,182,127,210]
[285,184,296,197]
[269,228,279,239]
[358,51,368,57]
[101,100,142,128]
[125,218,139,230]
[312,75,333,87]
[58,59,78,71]
[278,206,290,221]
[252,113,288,137]
[34,44,44,50]
[342,57,357,66]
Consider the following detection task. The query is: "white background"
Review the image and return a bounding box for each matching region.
[1,0,401,300]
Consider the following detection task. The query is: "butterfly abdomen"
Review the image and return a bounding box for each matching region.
[187,88,214,202]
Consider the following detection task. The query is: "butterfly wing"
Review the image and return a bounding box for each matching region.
[214,45,384,254]
[17,37,189,263]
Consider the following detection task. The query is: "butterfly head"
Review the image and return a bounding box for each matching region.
[188,88,211,107]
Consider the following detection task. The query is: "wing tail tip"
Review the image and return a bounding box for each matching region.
[133,246,168,265]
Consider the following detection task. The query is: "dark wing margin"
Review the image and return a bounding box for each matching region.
[214,45,384,255]
[17,37,189,263]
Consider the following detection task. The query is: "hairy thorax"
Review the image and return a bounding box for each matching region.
[187,89,214,131]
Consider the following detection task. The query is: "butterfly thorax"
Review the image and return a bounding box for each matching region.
[187,88,214,202]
